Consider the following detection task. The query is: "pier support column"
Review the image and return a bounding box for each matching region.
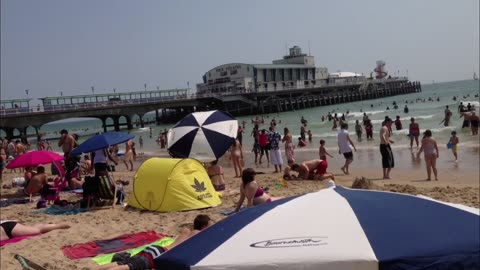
[20,127,28,145]
[155,109,160,125]
[139,115,145,128]
[126,116,133,130]
[100,117,108,132]
[33,126,41,142]
[102,118,107,132]
[4,127,15,140]
[113,116,120,132]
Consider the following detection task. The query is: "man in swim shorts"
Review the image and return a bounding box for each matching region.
[337,123,357,175]
[286,159,334,181]
[380,117,395,179]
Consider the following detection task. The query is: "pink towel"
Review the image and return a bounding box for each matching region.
[0,235,36,246]
[62,231,164,259]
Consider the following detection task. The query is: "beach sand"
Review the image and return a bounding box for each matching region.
[0,147,478,270]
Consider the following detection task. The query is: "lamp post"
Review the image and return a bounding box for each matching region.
[144,83,147,92]
[113,88,116,93]
[25,89,29,97]
[91,86,95,95]
[60,91,63,96]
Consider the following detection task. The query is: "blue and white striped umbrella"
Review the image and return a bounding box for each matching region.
[157,186,479,270]
[167,110,238,162]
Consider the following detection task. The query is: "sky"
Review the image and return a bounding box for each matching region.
[1,0,479,102]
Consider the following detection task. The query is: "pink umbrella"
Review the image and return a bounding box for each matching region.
[6,151,64,169]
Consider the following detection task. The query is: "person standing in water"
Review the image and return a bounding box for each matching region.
[337,123,356,175]
[409,117,420,148]
[319,140,333,160]
[394,116,403,130]
[447,131,459,162]
[380,117,395,179]
[355,120,362,141]
[439,106,452,126]
[417,130,439,181]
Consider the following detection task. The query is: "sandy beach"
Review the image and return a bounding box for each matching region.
[0,145,478,270]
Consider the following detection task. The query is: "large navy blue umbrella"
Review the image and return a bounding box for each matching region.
[70,132,134,155]
[167,110,238,162]
[156,185,479,270]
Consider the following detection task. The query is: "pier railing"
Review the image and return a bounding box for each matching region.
[0,77,411,117]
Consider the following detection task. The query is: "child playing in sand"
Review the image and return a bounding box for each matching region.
[319,140,333,160]
[447,131,459,162]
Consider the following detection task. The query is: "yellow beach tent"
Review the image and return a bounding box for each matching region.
[128,158,221,212]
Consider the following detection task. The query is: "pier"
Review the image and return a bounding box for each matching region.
[0,78,421,140]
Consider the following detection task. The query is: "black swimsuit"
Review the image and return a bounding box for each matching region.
[1,221,18,239]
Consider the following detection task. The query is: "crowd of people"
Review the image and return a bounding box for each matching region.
[0,96,478,269]
[235,97,478,183]
[0,129,138,198]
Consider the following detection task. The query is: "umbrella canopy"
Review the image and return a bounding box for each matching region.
[6,151,64,169]
[157,186,480,270]
[70,132,134,155]
[167,110,238,162]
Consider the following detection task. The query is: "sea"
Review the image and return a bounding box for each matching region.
[8,79,480,157]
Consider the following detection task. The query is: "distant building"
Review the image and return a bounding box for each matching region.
[329,71,365,84]
[197,46,331,95]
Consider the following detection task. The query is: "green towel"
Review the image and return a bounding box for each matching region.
[92,237,175,265]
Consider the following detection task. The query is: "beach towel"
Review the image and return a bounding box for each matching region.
[0,235,36,247]
[35,205,88,216]
[92,237,175,265]
[62,231,164,259]
[0,198,29,208]
[14,254,47,270]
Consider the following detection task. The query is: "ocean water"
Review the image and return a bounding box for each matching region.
[9,80,480,156]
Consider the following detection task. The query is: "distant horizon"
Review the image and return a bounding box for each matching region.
[1,0,478,102]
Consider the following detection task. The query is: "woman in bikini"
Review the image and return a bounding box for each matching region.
[207,160,226,191]
[409,117,420,148]
[230,139,243,178]
[1,220,70,242]
[417,130,439,181]
[234,168,281,212]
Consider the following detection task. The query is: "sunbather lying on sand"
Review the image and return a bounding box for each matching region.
[96,214,213,270]
[0,220,70,241]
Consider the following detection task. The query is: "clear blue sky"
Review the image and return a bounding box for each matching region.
[1,0,479,101]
